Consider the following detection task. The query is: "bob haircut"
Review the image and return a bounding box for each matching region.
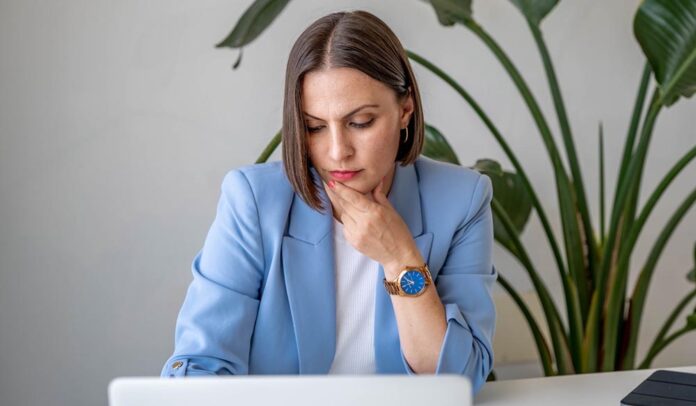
[282,10,425,212]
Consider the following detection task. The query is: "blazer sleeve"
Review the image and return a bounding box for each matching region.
[161,169,265,377]
[401,173,497,395]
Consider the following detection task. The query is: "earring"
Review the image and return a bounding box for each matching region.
[402,127,409,143]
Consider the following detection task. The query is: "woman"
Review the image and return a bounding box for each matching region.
[161,10,497,394]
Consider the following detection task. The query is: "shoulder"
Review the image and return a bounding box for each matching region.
[222,160,291,192]
[414,156,493,223]
[415,156,491,197]
[223,160,286,186]
[220,160,294,210]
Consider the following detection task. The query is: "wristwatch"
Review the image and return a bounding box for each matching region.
[383,263,432,297]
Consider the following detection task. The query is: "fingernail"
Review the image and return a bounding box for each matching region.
[328,180,335,189]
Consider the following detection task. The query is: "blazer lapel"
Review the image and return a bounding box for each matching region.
[282,171,336,374]
[374,163,434,372]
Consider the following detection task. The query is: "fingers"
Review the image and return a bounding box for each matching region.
[336,199,357,226]
[324,181,356,225]
[327,180,371,212]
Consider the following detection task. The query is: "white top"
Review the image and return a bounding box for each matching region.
[328,218,378,374]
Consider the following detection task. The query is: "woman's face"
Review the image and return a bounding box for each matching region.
[302,67,414,196]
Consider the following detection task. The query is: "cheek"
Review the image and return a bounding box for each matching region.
[366,126,400,157]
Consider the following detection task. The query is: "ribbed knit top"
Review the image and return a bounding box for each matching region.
[328,218,377,374]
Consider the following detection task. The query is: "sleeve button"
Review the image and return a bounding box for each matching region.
[171,361,184,369]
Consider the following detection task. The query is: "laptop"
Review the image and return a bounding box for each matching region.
[109,375,472,406]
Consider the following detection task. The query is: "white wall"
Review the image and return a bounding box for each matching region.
[1,0,694,405]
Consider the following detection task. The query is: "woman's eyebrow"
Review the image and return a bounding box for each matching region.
[303,104,379,121]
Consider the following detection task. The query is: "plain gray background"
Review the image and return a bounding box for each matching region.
[1,0,694,405]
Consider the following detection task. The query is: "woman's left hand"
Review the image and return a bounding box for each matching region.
[325,178,423,275]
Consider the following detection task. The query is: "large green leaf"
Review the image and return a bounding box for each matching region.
[634,0,696,106]
[509,0,559,25]
[473,159,533,253]
[424,0,473,25]
[423,124,461,165]
[216,0,290,67]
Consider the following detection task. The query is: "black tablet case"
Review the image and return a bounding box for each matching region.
[621,370,696,405]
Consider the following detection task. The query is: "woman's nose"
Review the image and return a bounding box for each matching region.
[328,128,354,160]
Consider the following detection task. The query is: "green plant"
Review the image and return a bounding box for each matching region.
[217,0,696,375]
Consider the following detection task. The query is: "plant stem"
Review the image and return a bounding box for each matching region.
[497,274,556,376]
[460,20,585,372]
[620,144,696,368]
[491,198,574,373]
[599,123,605,247]
[638,289,696,369]
[621,186,696,370]
[639,324,696,369]
[529,23,597,323]
[613,63,651,221]
[255,130,282,163]
[599,88,662,371]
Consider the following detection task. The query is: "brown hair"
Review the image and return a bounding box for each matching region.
[282,10,424,212]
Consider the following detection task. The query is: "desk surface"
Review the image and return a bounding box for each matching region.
[476,365,696,405]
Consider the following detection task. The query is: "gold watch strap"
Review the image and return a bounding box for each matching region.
[383,263,432,296]
[383,279,402,295]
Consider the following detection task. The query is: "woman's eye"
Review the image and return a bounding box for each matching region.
[306,118,373,133]
[351,118,374,129]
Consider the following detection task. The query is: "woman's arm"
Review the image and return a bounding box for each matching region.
[390,173,496,379]
[383,254,447,373]
[326,173,496,393]
[162,169,265,377]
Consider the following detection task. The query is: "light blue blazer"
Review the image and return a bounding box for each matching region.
[161,156,497,394]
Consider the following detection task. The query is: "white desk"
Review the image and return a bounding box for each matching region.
[476,365,696,405]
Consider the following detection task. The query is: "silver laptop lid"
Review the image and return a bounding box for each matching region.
[109,375,472,406]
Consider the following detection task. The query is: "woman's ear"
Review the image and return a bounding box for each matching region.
[400,89,415,128]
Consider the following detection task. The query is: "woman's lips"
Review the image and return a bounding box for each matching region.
[329,170,362,181]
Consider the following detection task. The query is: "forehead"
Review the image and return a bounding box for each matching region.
[301,67,396,118]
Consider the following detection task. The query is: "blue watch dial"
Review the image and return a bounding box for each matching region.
[399,270,426,295]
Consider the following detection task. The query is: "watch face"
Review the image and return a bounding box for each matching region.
[399,270,426,295]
